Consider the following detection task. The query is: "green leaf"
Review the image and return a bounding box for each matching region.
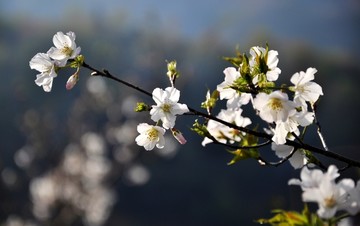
[201,89,219,113]
[256,205,325,226]
[227,132,260,165]
[257,209,307,226]
[227,148,259,165]
[191,119,211,138]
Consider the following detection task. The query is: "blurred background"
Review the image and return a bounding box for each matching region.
[1,0,360,225]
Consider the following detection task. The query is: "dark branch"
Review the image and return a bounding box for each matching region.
[81,61,360,169]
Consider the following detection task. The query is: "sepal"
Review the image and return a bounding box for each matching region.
[191,120,211,138]
[201,89,219,114]
[222,47,243,67]
[69,55,84,68]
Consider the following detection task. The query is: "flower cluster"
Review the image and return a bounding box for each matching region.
[199,45,323,168]
[29,32,360,224]
[289,165,360,219]
[135,62,189,150]
[29,31,82,92]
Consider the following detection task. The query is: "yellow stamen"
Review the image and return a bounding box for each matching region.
[61,46,73,57]
[161,104,171,113]
[268,98,283,111]
[324,196,336,208]
[147,128,159,141]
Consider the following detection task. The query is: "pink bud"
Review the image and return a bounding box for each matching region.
[171,128,187,145]
[66,72,79,90]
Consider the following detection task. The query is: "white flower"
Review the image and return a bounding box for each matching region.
[302,177,353,219]
[47,31,81,65]
[289,165,356,219]
[253,91,296,123]
[29,53,58,92]
[135,123,166,151]
[217,67,251,108]
[249,46,281,82]
[150,87,189,129]
[202,108,251,146]
[290,67,323,104]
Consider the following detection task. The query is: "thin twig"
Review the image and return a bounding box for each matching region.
[258,148,299,167]
[311,102,329,151]
[211,138,272,150]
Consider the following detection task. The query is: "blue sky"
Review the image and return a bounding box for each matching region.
[2,0,360,55]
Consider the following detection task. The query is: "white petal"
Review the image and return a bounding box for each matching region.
[156,136,165,149]
[304,67,317,82]
[41,78,54,92]
[326,165,340,180]
[144,141,156,151]
[272,143,293,158]
[71,47,81,58]
[266,50,279,68]
[137,123,151,133]
[289,150,307,169]
[290,72,301,85]
[223,67,240,83]
[53,31,72,49]
[302,188,322,203]
[47,47,67,61]
[29,53,53,72]
[272,122,288,145]
[171,103,189,115]
[135,134,148,146]
[152,88,165,105]
[266,68,280,81]
[161,113,175,129]
[150,107,165,122]
[166,87,180,102]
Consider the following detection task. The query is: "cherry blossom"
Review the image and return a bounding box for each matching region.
[290,67,323,105]
[202,108,251,146]
[253,91,296,123]
[135,123,166,151]
[150,87,189,129]
[289,165,360,219]
[29,53,58,92]
[217,67,251,108]
[47,31,81,65]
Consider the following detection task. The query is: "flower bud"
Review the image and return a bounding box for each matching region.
[66,71,79,90]
[135,102,150,112]
[171,128,187,145]
[166,60,179,87]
